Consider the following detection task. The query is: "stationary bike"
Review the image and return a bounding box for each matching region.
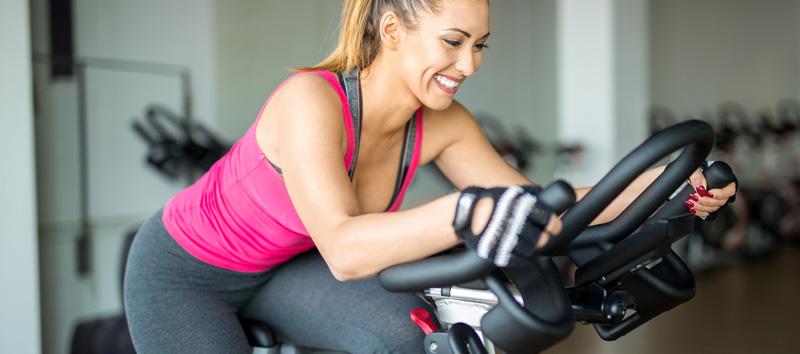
[241,120,735,353]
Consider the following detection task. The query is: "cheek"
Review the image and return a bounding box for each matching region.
[403,40,453,71]
[474,53,484,70]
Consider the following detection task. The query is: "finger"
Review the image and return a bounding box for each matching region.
[689,168,707,191]
[552,218,563,236]
[708,182,737,200]
[536,231,551,248]
[697,196,726,208]
[691,200,723,213]
[694,210,710,218]
[684,197,723,213]
[545,214,561,235]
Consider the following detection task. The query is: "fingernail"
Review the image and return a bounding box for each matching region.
[689,194,700,201]
[707,191,715,198]
[684,200,694,208]
[689,208,696,215]
[696,186,708,197]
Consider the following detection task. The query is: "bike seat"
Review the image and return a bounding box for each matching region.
[240,318,277,348]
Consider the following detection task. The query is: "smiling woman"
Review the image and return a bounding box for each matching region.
[123,0,548,353]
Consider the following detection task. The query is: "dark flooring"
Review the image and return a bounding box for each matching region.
[545,247,800,354]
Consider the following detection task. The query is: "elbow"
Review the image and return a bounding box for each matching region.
[325,253,374,282]
[317,224,375,282]
[327,258,373,282]
[329,267,358,282]
[318,248,359,282]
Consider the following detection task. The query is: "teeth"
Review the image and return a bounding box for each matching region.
[435,75,459,89]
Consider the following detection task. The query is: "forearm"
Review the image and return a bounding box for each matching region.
[326,193,461,281]
[576,165,667,225]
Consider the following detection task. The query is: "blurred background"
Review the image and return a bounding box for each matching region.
[1,0,798,353]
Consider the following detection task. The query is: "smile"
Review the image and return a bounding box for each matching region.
[434,74,461,94]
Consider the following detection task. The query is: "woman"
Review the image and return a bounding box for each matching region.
[124,0,737,353]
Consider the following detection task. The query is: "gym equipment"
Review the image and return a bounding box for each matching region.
[651,98,800,271]
[475,113,540,171]
[132,103,229,182]
[242,120,735,353]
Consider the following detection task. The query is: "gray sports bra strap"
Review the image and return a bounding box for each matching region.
[339,70,362,180]
[339,69,418,211]
[385,114,417,211]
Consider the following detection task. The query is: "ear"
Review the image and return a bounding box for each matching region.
[379,10,406,51]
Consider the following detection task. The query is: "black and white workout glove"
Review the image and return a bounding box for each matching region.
[452,185,553,267]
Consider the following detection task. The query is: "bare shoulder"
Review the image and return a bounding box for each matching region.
[265,72,342,122]
[256,72,347,159]
[420,100,482,164]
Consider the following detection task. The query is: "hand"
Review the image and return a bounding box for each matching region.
[686,169,738,218]
[534,209,562,248]
[454,185,561,266]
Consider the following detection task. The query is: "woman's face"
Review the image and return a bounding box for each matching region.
[396,0,490,110]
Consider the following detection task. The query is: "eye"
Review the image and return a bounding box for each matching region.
[474,42,489,50]
[444,39,462,47]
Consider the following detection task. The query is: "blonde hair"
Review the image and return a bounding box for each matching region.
[299,0,441,73]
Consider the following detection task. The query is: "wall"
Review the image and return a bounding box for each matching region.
[214,0,342,140]
[0,1,41,353]
[614,0,649,161]
[650,0,800,117]
[29,1,217,353]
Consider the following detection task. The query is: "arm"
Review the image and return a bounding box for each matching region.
[429,104,735,227]
[576,165,736,224]
[269,75,461,281]
[431,103,531,189]
[426,102,561,245]
[574,166,666,225]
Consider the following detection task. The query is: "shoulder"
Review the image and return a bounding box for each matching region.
[260,71,348,135]
[419,100,483,163]
[423,100,478,130]
[255,71,349,158]
[272,71,343,111]
[423,100,482,141]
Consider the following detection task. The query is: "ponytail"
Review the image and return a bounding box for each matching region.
[299,0,441,73]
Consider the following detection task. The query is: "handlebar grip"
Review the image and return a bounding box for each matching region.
[538,179,576,215]
[703,161,736,190]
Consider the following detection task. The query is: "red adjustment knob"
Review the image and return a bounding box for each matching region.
[410,307,438,335]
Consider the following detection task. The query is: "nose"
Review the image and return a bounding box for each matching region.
[455,49,479,77]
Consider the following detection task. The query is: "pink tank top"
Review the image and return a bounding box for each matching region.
[162,70,424,273]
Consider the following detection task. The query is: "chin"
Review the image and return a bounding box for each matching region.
[421,96,455,111]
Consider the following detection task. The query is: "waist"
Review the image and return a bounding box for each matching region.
[162,184,316,273]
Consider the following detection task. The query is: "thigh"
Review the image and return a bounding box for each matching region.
[240,251,428,354]
[125,287,252,354]
[124,210,270,354]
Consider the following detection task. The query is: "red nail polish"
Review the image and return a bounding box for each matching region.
[689,208,696,215]
[684,200,694,208]
[689,194,699,201]
[696,186,707,196]
[707,192,715,198]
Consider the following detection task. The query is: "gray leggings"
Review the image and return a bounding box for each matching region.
[123,210,427,354]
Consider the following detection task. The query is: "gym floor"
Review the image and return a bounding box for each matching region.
[546,247,799,354]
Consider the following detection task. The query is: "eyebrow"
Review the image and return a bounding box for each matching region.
[443,28,491,40]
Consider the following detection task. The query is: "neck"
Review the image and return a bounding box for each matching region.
[359,54,421,138]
